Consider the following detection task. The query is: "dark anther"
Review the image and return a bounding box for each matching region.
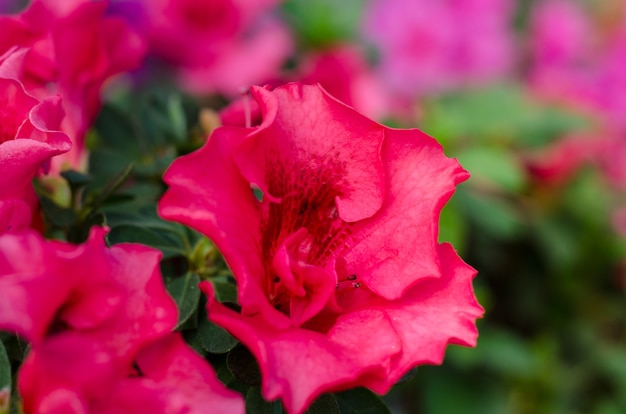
[352,282,361,288]
[132,361,144,377]
[273,276,280,283]
[347,274,357,281]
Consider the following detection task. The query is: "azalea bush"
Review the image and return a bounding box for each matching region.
[1,0,626,413]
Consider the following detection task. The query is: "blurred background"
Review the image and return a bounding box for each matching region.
[3,0,626,412]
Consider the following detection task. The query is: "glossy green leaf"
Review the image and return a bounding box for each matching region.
[166,272,201,329]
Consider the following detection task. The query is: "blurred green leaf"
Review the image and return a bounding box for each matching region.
[458,190,525,239]
[475,328,537,377]
[306,394,340,414]
[0,341,10,414]
[38,195,77,228]
[457,147,526,193]
[167,272,201,329]
[227,345,261,386]
[335,388,390,414]
[108,224,187,258]
[421,84,590,150]
[198,318,238,354]
[438,197,467,251]
[282,0,363,47]
[421,368,509,414]
[60,170,92,189]
[246,387,274,414]
[211,280,238,303]
[93,104,139,153]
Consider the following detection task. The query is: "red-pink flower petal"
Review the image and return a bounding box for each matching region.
[344,127,469,299]
[236,83,386,222]
[0,47,70,233]
[202,244,481,413]
[106,333,244,414]
[1,227,241,413]
[18,334,124,414]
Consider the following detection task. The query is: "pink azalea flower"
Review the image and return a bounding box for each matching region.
[0,0,146,171]
[120,0,292,96]
[523,133,605,185]
[105,333,244,414]
[529,0,626,129]
[0,227,244,414]
[0,47,70,234]
[362,0,514,97]
[296,45,391,120]
[528,1,626,188]
[160,83,483,413]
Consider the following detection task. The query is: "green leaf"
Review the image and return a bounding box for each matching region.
[108,224,187,258]
[335,388,390,414]
[94,104,140,153]
[245,387,274,414]
[458,190,524,239]
[456,147,526,193]
[281,0,363,47]
[166,94,188,143]
[211,280,238,304]
[306,394,340,414]
[198,317,238,354]
[227,345,261,386]
[38,195,77,228]
[438,200,466,252]
[0,342,10,414]
[60,170,92,188]
[67,211,106,244]
[166,272,201,329]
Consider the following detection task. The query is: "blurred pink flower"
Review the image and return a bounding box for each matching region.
[160,83,483,413]
[125,0,292,96]
[0,47,70,234]
[0,0,146,172]
[524,133,604,185]
[529,0,626,129]
[362,0,514,97]
[296,45,391,120]
[0,227,244,414]
[528,0,626,189]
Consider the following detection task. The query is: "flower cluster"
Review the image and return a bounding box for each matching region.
[0,227,243,413]
[0,0,490,413]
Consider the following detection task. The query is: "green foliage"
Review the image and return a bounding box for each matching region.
[335,389,391,414]
[281,0,364,47]
[0,342,10,414]
[167,272,202,329]
[198,318,238,354]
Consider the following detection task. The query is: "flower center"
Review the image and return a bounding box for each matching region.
[260,157,354,323]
